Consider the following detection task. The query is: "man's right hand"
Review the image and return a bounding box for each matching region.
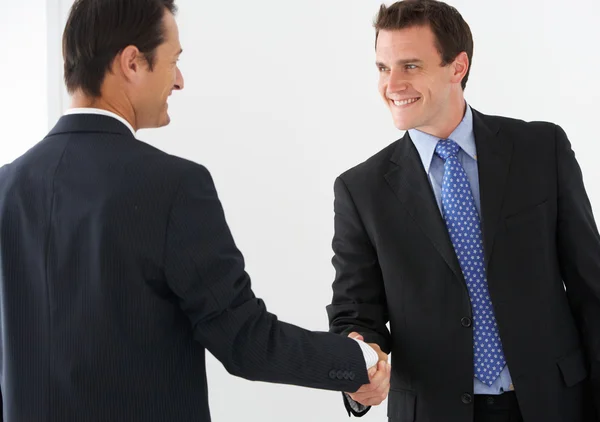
[347,332,391,407]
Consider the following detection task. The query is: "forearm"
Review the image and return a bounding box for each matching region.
[193,293,370,392]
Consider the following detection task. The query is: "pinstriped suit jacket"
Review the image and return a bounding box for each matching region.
[0,114,368,421]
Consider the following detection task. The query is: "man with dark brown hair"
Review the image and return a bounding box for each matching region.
[328,1,600,421]
[0,0,391,420]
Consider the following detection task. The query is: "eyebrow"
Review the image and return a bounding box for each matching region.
[376,58,423,67]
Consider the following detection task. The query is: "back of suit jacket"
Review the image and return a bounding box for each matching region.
[0,114,369,421]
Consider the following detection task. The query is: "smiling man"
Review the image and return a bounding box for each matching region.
[327,1,600,421]
[0,0,393,421]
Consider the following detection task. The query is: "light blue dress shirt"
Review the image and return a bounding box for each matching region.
[408,104,513,395]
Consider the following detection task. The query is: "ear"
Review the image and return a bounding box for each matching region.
[117,45,145,82]
[450,51,469,86]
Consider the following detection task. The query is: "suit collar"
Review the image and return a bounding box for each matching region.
[385,108,511,279]
[471,109,512,266]
[64,108,136,136]
[47,114,136,139]
[385,131,465,283]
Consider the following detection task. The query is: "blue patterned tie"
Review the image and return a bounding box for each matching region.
[435,139,506,386]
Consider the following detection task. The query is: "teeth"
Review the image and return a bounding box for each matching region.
[393,98,419,106]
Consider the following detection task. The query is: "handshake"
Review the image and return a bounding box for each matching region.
[349,332,391,407]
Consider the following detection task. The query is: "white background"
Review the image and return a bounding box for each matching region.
[2,0,600,420]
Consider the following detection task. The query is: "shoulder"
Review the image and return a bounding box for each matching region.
[476,109,559,139]
[338,139,401,185]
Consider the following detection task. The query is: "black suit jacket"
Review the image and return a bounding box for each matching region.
[328,109,600,422]
[0,114,369,421]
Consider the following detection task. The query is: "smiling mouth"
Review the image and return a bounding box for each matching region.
[391,97,420,107]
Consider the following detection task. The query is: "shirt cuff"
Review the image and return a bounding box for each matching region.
[345,392,369,414]
[352,338,379,369]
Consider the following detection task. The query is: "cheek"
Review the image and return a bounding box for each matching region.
[426,71,449,93]
[378,79,387,97]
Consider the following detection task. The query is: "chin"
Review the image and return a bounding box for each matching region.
[391,117,416,131]
[157,114,171,128]
[389,108,419,131]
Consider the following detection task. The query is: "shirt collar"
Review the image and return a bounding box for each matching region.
[407,103,476,173]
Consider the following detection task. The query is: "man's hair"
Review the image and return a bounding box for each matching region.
[374,0,473,90]
[62,0,177,97]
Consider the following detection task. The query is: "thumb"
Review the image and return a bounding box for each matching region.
[348,332,364,341]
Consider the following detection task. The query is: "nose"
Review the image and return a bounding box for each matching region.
[174,66,184,90]
[387,69,409,93]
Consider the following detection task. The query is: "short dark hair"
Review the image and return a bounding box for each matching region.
[62,0,177,97]
[374,0,473,90]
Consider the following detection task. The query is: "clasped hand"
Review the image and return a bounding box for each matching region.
[347,332,391,407]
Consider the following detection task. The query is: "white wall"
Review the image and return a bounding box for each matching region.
[10,0,600,420]
[0,0,53,164]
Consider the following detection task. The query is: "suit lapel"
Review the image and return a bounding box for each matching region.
[472,110,512,268]
[384,132,464,283]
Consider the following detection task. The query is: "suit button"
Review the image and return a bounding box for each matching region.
[343,371,350,380]
[461,393,473,404]
[348,372,355,381]
[337,370,344,380]
[329,370,337,380]
[486,397,495,405]
[461,317,472,328]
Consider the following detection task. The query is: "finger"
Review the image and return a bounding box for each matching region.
[361,395,388,406]
[356,381,390,403]
[351,384,388,401]
[359,396,386,406]
[349,391,381,403]
[350,383,377,398]
[377,377,390,395]
[371,376,390,394]
[352,379,374,394]
[368,342,387,362]
[372,375,391,395]
[349,390,389,406]
[368,366,377,378]
[366,362,390,391]
[348,332,364,341]
[360,369,390,393]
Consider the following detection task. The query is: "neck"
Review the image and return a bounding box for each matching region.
[70,91,138,131]
[416,93,466,139]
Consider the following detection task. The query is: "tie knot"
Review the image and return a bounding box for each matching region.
[435,139,460,161]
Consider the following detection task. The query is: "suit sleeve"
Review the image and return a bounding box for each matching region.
[327,176,391,350]
[163,164,369,392]
[327,176,392,416]
[555,124,600,412]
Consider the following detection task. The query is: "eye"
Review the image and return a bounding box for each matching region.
[405,64,417,70]
[377,66,389,73]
